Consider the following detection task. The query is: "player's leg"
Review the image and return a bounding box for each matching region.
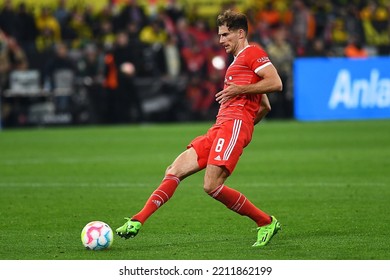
[131,147,201,223]
[116,148,201,239]
[204,164,272,227]
[205,165,280,247]
[204,119,280,246]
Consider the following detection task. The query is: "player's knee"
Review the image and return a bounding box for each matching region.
[203,181,218,194]
[165,165,173,174]
[165,165,178,177]
[165,164,185,181]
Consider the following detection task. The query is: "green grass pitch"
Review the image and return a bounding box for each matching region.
[0,120,389,260]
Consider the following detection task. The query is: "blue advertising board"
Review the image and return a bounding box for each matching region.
[293,57,390,121]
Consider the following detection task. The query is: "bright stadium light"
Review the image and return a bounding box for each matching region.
[212,55,226,70]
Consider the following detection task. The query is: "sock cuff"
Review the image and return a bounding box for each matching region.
[163,174,181,184]
[208,184,224,198]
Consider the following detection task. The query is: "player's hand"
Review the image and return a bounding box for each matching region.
[215,82,241,104]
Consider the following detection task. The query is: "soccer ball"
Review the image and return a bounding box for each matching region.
[81,221,114,250]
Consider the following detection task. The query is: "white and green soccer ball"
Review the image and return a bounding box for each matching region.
[81,221,113,250]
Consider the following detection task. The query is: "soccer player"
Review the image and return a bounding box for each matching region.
[116,9,283,247]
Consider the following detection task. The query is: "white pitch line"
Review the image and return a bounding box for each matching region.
[0,181,386,188]
[0,182,150,188]
[241,182,387,187]
[0,157,131,165]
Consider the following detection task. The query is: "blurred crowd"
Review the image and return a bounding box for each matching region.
[0,0,389,127]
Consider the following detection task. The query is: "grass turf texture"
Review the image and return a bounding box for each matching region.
[0,120,389,260]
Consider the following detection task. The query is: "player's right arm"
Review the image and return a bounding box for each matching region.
[215,63,282,104]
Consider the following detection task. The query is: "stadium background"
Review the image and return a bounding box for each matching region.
[0,0,389,127]
[1,0,390,263]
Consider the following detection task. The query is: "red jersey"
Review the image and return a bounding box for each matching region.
[216,45,272,125]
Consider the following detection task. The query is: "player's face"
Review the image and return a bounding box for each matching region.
[218,24,240,55]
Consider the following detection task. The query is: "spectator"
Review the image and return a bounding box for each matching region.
[155,7,176,35]
[328,3,356,48]
[266,27,294,118]
[117,0,147,32]
[15,3,38,57]
[181,33,214,119]
[344,37,368,58]
[53,0,71,31]
[285,0,316,56]
[0,29,28,91]
[344,3,364,43]
[155,33,183,79]
[181,36,208,77]
[95,2,116,26]
[125,21,142,45]
[0,31,29,126]
[185,74,218,120]
[188,19,212,48]
[44,42,77,115]
[76,44,105,123]
[312,2,331,39]
[256,2,282,29]
[306,37,333,57]
[42,42,75,92]
[0,0,19,38]
[250,20,272,47]
[250,19,273,48]
[164,0,186,24]
[360,1,390,55]
[175,18,194,50]
[97,19,116,51]
[329,17,349,47]
[68,11,93,48]
[139,18,168,45]
[205,34,228,82]
[124,21,144,70]
[35,7,61,52]
[83,4,97,34]
[106,31,143,123]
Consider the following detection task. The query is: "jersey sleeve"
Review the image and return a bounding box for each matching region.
[247,46,272,73]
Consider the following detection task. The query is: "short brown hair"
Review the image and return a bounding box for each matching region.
[217,10,248,35]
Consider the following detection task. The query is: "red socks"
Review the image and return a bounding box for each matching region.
[208,184,271,226]
[132,177,270,227]
[132,174,180,224]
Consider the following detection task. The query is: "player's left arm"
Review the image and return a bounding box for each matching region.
[215,63,283,104]
[254,94,271,125]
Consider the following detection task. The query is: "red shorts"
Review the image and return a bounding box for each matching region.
[187,119,254,175]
